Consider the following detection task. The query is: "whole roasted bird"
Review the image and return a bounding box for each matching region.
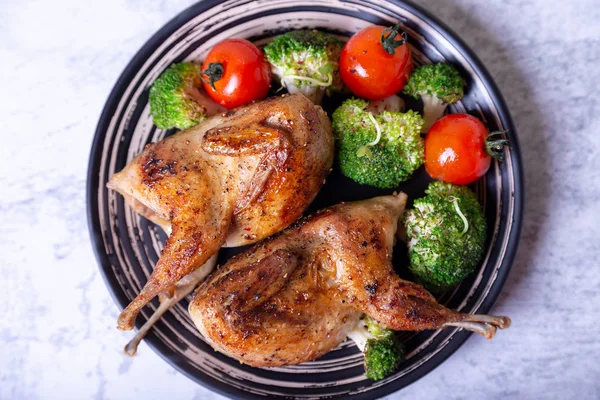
[108,94,334,330]
[190,193,510,367]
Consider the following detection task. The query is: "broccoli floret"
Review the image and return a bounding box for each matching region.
[332,98,424,188]
[403,63,464,132]
[149,62,207,130]
[347,316,404,381]
[364,337,405,381]
[404,181,487,292]
[264,30,343,104]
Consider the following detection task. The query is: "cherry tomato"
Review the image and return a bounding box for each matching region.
[339,23,413,100]
[201,39,271,108]
[425,114,508,185]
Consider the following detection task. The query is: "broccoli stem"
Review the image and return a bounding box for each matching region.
[282,73,333,88]
[366,113,382,146]
[275,67,332,104]
[347,319,376,351]
[366,95,405,114]
[421,93,447,133]
[450,196,469,235]
[356,112,382,158]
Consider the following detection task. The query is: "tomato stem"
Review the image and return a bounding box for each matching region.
[485,131,510,161]
[380,21,408,55]
[201,62,224,91]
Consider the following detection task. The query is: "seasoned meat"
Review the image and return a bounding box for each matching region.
[107,94,334,330]
[190,193,510,367]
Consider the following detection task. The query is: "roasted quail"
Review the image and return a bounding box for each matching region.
[108,94,334,330]
[190,193,510,367]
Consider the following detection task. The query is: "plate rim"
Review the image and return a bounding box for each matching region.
[86,0,524,398]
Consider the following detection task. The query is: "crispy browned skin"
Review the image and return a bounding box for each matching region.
[190,194,510,367]
[108,94,334,330]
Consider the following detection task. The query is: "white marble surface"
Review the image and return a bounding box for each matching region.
[1,0,599,399]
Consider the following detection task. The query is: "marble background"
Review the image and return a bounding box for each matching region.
[1,0,599,399]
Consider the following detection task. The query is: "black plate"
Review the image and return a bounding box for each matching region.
[87,0,523,398]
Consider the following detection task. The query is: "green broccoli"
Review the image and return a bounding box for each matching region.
[332,98,424,188]
[403,63,465,132]
[264,30,344,104]
[149,62,207,130]
[404,181,487,292]
[347,316,404,381]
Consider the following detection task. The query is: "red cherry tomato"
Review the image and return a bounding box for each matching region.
[339,23,413,100]
[201,39,271,108]
[425,114,508,185]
